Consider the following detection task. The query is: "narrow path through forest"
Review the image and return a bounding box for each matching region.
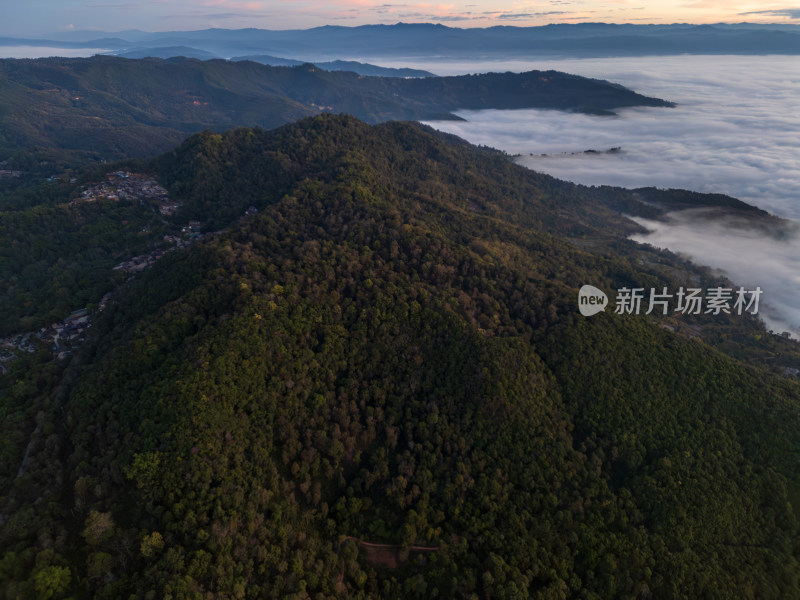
[335,536,441,591]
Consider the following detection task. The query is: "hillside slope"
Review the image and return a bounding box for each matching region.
[0,116,798,599]
[0,56,673,164]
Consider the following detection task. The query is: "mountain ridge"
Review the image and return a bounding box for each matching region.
[7,22,800,58]
[0,55,673,164]
[1,114,799,599]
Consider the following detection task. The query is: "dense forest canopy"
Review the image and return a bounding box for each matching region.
[0,115,798,599]
[0,56,673,165]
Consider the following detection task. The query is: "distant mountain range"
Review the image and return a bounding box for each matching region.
[109,48,435,77]
[2,22,800,600]
[114,46,220,61]
[0,55,673,163]
[3,22,800,59]
[229,56,435,78]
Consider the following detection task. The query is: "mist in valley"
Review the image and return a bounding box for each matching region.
[416,55,800,335]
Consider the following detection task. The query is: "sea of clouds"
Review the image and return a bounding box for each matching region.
[0,46,112,58]
[628,212,800,337]
[409,55,800,218]
[392,55,800,336]
[4,49,799,335]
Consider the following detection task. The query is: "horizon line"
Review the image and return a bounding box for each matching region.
[2,20,799,38]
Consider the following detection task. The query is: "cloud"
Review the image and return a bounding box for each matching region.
[419,55,800,217]
[162,11,272,20]
[370,2,410,11]
[397,12,476,20]
[88,1,141,7]
[415,54,800,332]
[629,211,800,337]
[205,12,256,18]
[199,0,267,9]
[739,8,800,19]
[497,11,567,19]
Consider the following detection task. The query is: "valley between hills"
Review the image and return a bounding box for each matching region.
[0,57,798,599]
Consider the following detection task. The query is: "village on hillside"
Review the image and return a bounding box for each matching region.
[2,171,197,373]
[0,307,95,374]
[0,172,267,374]
[72,171,180,215]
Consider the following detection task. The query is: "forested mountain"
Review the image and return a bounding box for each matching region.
[0,56,673,164]
[108,49,437,78]
[114,47,220,60]
[1,115,799,599]
[228,56,435,78]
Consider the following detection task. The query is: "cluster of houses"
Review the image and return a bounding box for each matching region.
[1,173,263,375]
[50,309,92,360]
[0,308,93,372]
[73,171,172,206]
[181,220,203,235]
[112,249,169,274]
[0,333,36,374]
[113,226,203,275]
[0,160,22,179]
[159,200,182,215]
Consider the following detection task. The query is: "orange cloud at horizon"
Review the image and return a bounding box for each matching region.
[189,0,800,27]
[7,0,800,37]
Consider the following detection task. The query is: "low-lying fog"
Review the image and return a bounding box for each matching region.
[0,46,113,58]
[404,55,800,337]
[4,49,799,336]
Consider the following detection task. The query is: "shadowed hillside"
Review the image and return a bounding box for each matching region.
[0,55,673,164]
[0,115,798,599]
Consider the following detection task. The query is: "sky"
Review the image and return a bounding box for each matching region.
[3,0,800,36]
